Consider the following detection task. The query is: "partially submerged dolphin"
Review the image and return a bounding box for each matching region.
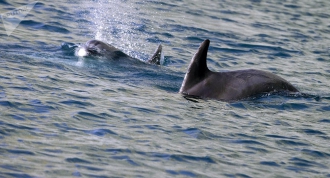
[76,39,163,65]
[179,39,299,101]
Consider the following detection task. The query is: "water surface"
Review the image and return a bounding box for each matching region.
[0,0,330,177]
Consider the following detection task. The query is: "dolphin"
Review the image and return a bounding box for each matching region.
[76,39,163,65]
[179,39,299,101]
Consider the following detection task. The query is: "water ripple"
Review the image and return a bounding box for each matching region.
[0,0,330,177]
[66,158,92,164]
[85,128,117,137]
[276,140,310,147]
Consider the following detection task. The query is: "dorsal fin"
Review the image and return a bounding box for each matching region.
[147,44,163,65]
[180,39,210,93]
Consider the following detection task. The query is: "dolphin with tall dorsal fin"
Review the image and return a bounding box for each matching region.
[76,39,163,65]
[179,39,299,101]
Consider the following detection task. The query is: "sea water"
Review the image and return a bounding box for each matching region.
[0,0,330,177]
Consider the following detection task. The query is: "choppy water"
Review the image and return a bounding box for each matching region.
[0,0,330,177]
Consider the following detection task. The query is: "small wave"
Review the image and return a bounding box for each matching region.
[260,161,281,167]
[85,128,117,137]
[276,140,310,146]
[166,170,197,177]
[20,20,71,34]
[66,157,92,164]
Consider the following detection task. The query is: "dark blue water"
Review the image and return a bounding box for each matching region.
[1,0,330,177]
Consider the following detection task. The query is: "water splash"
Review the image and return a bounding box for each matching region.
[80,0,155,58]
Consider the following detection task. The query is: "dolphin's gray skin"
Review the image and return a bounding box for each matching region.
[179,39,299,101]
[77,39,162,65]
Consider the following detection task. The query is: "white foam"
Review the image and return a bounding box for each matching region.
[75,58,84,67]
[77,48,88,57]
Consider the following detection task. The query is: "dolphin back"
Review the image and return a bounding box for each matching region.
[179,39,299,101]
[179,39,211,94]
